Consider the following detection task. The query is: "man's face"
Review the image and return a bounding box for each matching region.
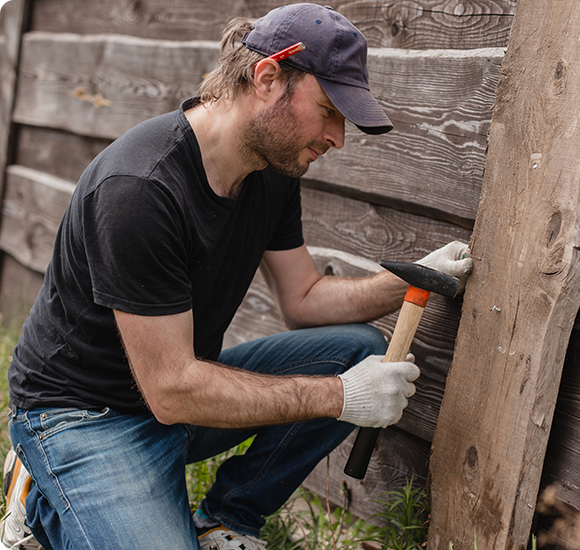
[241,74,345,178]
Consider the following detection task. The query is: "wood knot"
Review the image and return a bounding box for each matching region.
[553,60,566,95]
[391,21,401,36]
[546,211,562,245]
[462,445,480,491]
[465,446,478,470]
[71,87,112,108]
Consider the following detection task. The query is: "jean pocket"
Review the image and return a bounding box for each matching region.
[38,407,111,440]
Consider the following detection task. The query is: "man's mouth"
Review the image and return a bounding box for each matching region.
[308,146,328,161]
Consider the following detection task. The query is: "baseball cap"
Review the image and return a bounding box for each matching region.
[241,3,393,135]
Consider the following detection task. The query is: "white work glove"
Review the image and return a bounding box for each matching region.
[416,241,473,293]
[337,354,420,428]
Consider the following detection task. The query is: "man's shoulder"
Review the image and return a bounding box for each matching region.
[78,106,198,194]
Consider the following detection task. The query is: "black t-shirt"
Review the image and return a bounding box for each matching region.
[8,98,304,414]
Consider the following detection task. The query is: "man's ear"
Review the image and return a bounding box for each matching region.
[253,59,283,102]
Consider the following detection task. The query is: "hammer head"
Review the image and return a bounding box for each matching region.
[380,261,459,298]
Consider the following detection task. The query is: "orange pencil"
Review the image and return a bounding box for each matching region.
[264,42,305,63]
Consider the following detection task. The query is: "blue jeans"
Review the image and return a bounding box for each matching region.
[9,324,386,550]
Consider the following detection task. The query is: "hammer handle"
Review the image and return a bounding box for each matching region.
[344,298,426,479]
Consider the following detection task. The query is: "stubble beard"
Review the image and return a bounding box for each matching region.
[241,94,325,178]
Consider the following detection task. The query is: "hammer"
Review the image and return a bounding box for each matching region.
[344,260,460,479]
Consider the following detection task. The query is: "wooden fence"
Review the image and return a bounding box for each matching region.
[1,0,579,546]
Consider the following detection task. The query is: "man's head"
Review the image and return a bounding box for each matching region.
[199,3,393,136]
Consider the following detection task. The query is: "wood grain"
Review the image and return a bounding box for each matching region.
[15,125,111,184]
[13,33,501,225]
[0,254,43,328]
[0,165,75,273]
[428,1,580,547]
[540,314,580,512]
[334,0,516,49]
[30,0,246,41]
[0,0,29,221]
[13,32,220,140]
[301,186,473,261]
[30,0,516,49]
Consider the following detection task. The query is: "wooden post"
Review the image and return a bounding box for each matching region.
[428,1,580,548]
[0,0,28,208]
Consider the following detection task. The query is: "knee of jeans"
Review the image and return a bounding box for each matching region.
[349,324,388,361]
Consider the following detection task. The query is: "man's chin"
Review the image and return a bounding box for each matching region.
[269,162,310,178]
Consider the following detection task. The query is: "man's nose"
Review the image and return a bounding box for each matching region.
[324,116,346,149]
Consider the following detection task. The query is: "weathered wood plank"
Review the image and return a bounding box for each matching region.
[540,314,580,512]
[30,0,247,42]
[30,0,516,49]
[13,33,500,225]
[300,185,473,261]
[428,1,580,548]
[15,125,111,184]
[0,254,43,329]
[307,47,503,228]
[333,0,516,50]
[303,426,430,524]
[13,32,220,140]
[0,166,75,273]
[0,0,29,216]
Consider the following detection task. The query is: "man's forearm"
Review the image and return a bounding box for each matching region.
[133,354,345,428]
[283,270,407,329]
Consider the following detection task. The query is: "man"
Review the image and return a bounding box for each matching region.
[2,4,472,550]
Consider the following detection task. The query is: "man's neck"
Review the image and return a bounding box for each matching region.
[185,98,264,199]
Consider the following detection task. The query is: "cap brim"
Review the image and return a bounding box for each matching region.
[316,77,394,135]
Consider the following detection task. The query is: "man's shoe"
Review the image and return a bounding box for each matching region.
[198,526,267,550]
[0,449,44,550]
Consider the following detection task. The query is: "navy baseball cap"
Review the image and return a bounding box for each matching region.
[241,3,393,135]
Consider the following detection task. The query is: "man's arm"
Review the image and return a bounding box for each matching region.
[260,244,407,330]
[260,242,473,330]
[115,242,469,429]
[114,309,344,427]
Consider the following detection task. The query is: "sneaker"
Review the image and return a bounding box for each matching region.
[0,449,44,550]
[198,526,267,550]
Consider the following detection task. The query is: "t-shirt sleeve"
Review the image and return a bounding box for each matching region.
[265,176,304,251]
[83,176,193,316]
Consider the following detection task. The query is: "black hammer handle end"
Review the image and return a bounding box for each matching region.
[344,427,380,479]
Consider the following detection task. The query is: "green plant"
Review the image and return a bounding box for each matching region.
[0,325,20,509]
[449,533,537,550]
[371,476,429,550]
[261,485,380,550]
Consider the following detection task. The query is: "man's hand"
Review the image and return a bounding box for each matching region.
[416,241,473,292]
[337,354,420,428]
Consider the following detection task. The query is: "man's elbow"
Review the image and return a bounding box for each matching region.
[281,309,318,331]
[139,385,184,426]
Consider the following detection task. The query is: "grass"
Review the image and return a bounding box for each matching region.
[0,324,20,509]
[371,477,429,550]
[0,323,430,549]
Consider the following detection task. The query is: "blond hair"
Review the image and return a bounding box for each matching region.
[198,17,306,104]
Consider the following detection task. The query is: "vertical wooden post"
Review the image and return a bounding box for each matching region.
[0,0,28,202]
[428,1,580,548]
